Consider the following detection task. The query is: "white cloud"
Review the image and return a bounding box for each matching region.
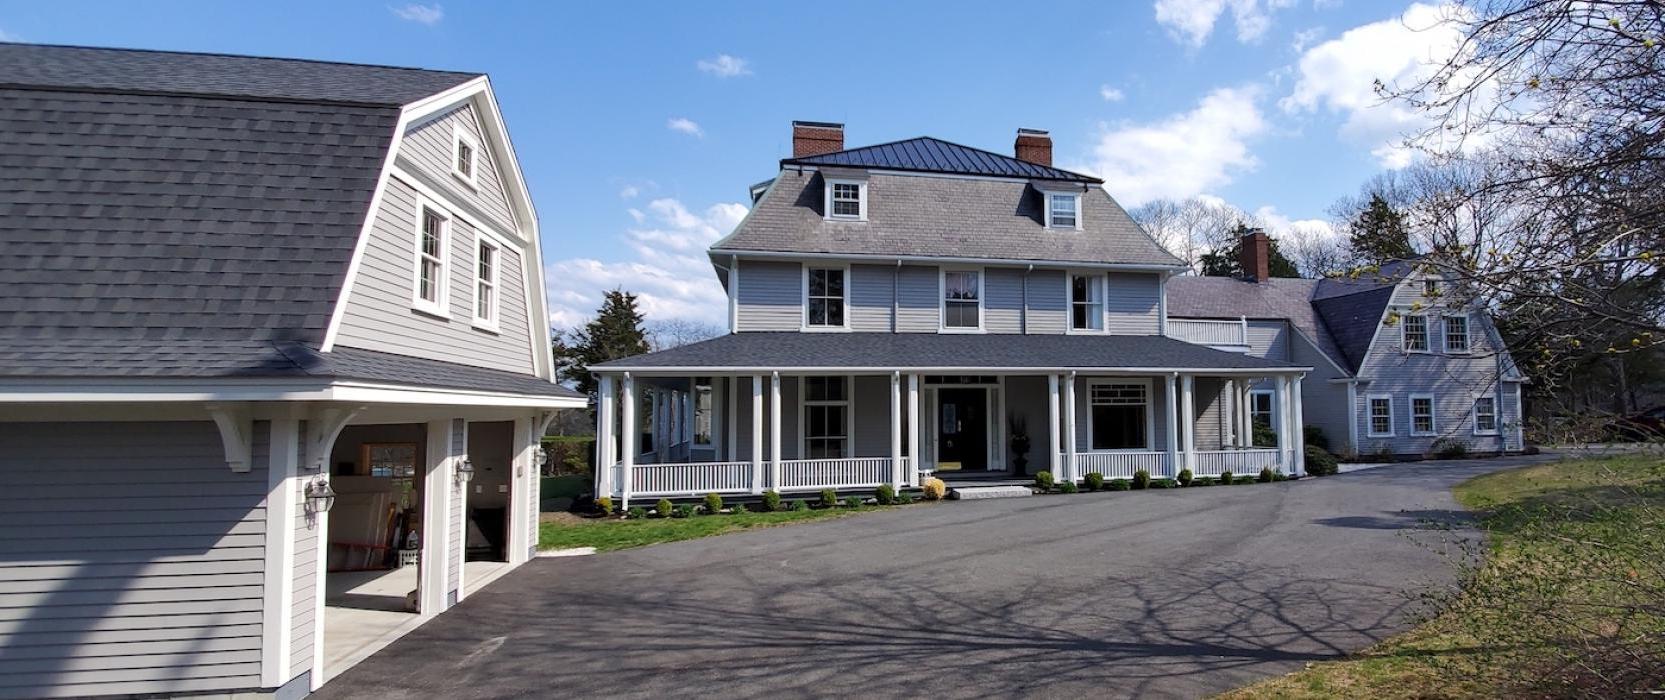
[618,185,640,199]
[1290,26,1323,53]
[1281,2,1467,168]
[1079,86,1268,207]
[667,117,704,138]
[1254,205,1340,245]
[1153,0,1296,47]
[696,54,752,78]
[390,3,443,25]
[1099,84,1125,102]
[545,198,748,328]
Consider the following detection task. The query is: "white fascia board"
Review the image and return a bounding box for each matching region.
[714,248,1185,274]
[591,365,1314,376]
[0,378,584,408]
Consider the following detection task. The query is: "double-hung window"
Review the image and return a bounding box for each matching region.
[1402,314,1429,352]
[693,379,713,447]
[473,240,499,329]
[1070,273,1105,332]
[1444,315,1470,353]
[1410,394,1436,436]
[1368,395,1394,437]
[1249,390,1275,446]
[452,127,478,187]
[1048,193,1079,228]
[1473,396,1499,435]
[827,180,864,220]
[414,204,448,314]
[942,270,982,330]
[1089,382,1149,450]
[802,376,849,458]
[805,267,846,328]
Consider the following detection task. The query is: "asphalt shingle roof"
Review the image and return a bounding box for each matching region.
[712,169,1184,267]
[593,333,1306,372]
[783,136,1101,183]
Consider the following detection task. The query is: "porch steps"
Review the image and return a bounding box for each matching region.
[950,485,1034,500]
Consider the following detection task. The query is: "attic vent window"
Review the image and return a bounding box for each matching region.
[452,127,479,187]
[829,181,864,219]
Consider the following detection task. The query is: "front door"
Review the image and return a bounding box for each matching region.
[936,387,988,471]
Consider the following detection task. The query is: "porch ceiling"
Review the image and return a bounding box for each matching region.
[592,332,1310,375]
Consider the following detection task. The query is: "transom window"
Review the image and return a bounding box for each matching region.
[1411,394,1436,435]
[1402,314,1429,352]
[942,270,982,330]
[474,240,498,327]
[829,182,863,219]
[806,267,846,327]
[1070,273,1105,331]
[1368,396,1394,437]
[802,376,849,458]
[1473,396,1499,435]
[1444,315,1470,353]
[1090,382,1149,450]
[1049,193,1079,228]
[415,205,448,312]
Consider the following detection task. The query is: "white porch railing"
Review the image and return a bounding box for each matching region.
[1071,451,1172,479]
[778,458,895,492]
[614,458,899,498]
[1190,449,1281,477]
[628,461,753,497]
[1167,318,1248,347]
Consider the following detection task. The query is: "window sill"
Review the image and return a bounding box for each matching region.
[1066,328,1108,335]
[1473,430,1500,437]
[451,170,480,191]
[938,327,986,334]
[824,215,866,223]
[1366,433,1395,439]
[411,303,451,321]
[800,325,852,333]
[1410,431,1437,438]
[471,320,501,335]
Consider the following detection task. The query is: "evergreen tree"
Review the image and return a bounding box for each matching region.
[558,289,650,398]
[1200,234,1301,278]
[1346,194,1415,266]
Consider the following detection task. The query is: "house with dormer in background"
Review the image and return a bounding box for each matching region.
[589,122,1316,508]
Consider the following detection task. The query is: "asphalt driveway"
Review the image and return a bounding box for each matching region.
[315,454,1558,699]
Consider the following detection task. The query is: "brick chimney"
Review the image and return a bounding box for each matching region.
[1239,228,1272,282]
[791,120,844,158]
[1014,128,1052,167]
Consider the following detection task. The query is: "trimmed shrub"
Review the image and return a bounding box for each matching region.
[671,504,695,519]
[1219,471,1235,486]
[1034,471,1055,491]
[595,496,614,516]
[1258,467,1275,483]
[1058,481,1079,494]
[842,496,863,509]
[1304,445,1339,476]
[626,506,647,520]
[702,493,723,515]
[1194,476,1217,487]
[819,489,839,509]
[730,502,749,515]
[1177,469,1194,487]
[789,499,809,512]
[655,498,674,518]
[1107,478,1130,491]
[895,491,914,505]
[921,477,947,501]
[875,484,897,505]
[761,490,782,512]
[1149,478,1174,489]
[1132,469,1151,490]
[1431,437,1470,460]
[1084,473,1105,491]
[1304,425,1331,452]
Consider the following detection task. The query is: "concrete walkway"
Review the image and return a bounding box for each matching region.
[314,454,1560,699]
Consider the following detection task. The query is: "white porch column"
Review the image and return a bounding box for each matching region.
[769,372,782,491]
[1291,374,1306,476]
[596,374,616,497]
[1164,373,1180,478]
[620,374,636,510]
[907,373,921,486]
[1346,380,1359,456]
[1180,374,1196,476]
[1063,372,1078,483]
[890,372,903,489]
[1273,375,1291,472]
[1238,381,1252,447]
[420,419,453,615]
[1046,374,1062,477]
[259,418,299,688]
[750,375,763,494]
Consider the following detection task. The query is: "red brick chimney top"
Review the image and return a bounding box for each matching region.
[791,121,845,158]
[1014,128,1052,167]
[1239,228,1272,282]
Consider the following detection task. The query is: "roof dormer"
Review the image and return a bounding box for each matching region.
[820,167,869,222]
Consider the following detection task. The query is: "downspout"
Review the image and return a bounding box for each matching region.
[893,259,902,333]
[1158,270,1170,337]
[1023,264,1033,334]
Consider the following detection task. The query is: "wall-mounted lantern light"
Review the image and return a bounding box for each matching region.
[304,477,337,514]
[456,457,475,484]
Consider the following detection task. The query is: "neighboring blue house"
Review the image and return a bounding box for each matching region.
[590,122,1314,507]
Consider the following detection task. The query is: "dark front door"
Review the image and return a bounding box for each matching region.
[937,388,988,471]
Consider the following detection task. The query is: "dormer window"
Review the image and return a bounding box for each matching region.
[1423,278,1441,296]
[452,127,479,188]
[1048,193,1079,229]
[827,180,865,220]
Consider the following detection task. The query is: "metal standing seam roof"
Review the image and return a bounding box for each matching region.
[782,136,1102,183]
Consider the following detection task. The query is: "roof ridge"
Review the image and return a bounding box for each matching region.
[0,41,481,79]
[783,135,1103,183]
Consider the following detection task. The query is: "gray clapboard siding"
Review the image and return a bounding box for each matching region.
[1246,321,1290,361]
[1191,378,1226,450]
[400,103,517,233]
[0,421,267,699]
[332,177,535,374]
[1026,269,1067,334]
[735,260,801,331]
[895,265,939,333]
[1288,333,1352,454]
[849,264,894,332]
[1105,272,1160,335]
[984,267,1025,334]
[850,376,892,458]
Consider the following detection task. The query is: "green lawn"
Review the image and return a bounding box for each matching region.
[1224,456,1665,699]
[538,504,896,552]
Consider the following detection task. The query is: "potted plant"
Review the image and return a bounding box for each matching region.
[1008,415,1032,475]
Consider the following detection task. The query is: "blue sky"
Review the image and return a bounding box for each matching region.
[0,0,1459,327]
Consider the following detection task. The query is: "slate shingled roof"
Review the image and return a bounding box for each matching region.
[782,136,1102,183]
[593,333,1306,372]
[712,169,1184,267]
[0,44,574,397]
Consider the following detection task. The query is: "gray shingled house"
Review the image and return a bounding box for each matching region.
[589,123,1312,507]
[1166,232,1526,458]
[0,44,581,698]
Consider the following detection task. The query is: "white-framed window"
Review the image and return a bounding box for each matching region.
[801,376,850,458]
[693,378,713,447]
[1367,394,1395,437]
[1410,393,1436,436]
[473,239,499,331]
[1423,278,1441,297]
[825,179,866,220]
[1046,193,1080,229]
[412,201,450,316]
[452,126,479,188]
[1088,380,1151,450]
[1069,273,1105,332]
[941,269,983,331]
[1472,396,1499,435]
[1402,314,1429,352]
[1250,390,1276,447]
[1444,315,1470,353]
[804,266,848,329]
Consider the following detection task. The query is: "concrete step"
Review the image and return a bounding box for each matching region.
[950,485,1033,500]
